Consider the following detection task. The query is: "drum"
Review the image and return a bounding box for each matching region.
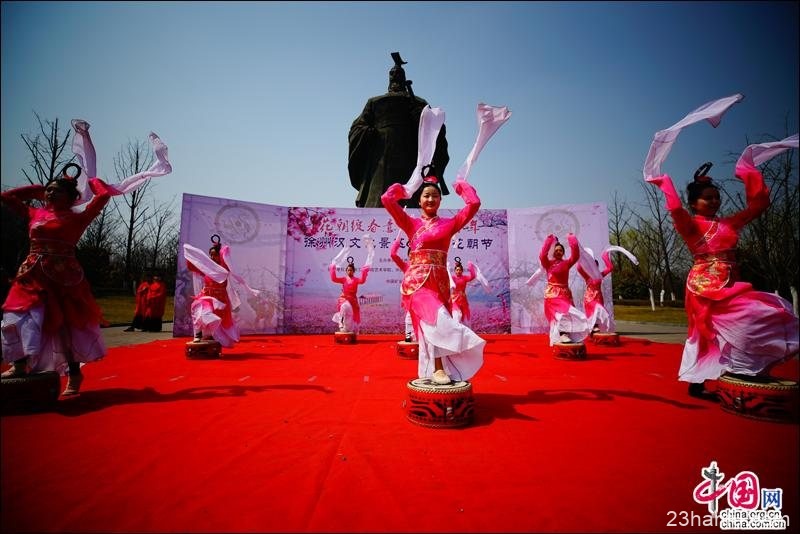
[1,371,61,413]
[185,339,222,359]
[716,374,798,423]
[405,378,474,428]
[553,342,587,360]
[334,331,356,344]
[591,332,620,346]
[396,341,419,359]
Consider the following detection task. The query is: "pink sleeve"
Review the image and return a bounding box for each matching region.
[600,250,614,277]
[381,183,414,236]
[451,180,481,232]
[389,239,408,271]
[539,234,555,269]
[1,184,45,218]
[329,263,345,284]
[465,261,477,282]
[357,266,370,284]
[727,167,770,230]
[566,234,580,268]
[83,178,112,217]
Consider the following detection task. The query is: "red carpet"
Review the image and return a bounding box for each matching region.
[2,334,798,533]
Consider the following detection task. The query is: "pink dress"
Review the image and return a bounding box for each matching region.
[540,234,591,345]
[382,181,486,381]
[329,263,369,328]
[1,179,111,374]
[653,169,799,382]
[451,263,477,321]
[577,250,614,333]
[186,246,239,348]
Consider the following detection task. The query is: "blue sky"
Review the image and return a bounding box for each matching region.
[2,1,798,212]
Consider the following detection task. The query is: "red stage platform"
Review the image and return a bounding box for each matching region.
[2,333,797,532]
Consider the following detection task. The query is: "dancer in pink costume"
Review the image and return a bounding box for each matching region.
[382,169,486,385]
[539,233,591,345]
[450,257,477,325]
[329,238,374,334]
[184,237,240,348]
[648,162,799,397]
[389,234,416,342]
[1,167,111,396]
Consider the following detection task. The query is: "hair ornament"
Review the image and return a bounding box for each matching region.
[693,162,713,184]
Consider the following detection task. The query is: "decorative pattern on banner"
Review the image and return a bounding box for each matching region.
[174,194,287,337]
[508,204,611,334]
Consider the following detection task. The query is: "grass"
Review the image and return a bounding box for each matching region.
[97,295,175,326]
[94,296,686,327]
[611,304,687,326]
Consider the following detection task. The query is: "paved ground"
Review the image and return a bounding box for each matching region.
[102,320,687,348]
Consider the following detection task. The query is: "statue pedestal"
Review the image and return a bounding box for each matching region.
[186,340,221,359]
[553,342,587,360]
[334,331,357,344]
[396,341,419,359]
[716,374,798,423]
[591,332,620,346]
[405,378,474,428]
[1,372,61,413]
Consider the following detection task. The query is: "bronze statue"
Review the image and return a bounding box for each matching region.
[348,52,449,208]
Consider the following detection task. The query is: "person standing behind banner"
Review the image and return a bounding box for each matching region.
[125,273,152,332]
[1,166,111,396]
[647,163,799,398]
[539,233,591,345]
[390,234,416,342]
[184,239,239,347]
[330,256,370,334]
[450,257,477,325]
[143,273,167,332]
[382,167,486,385]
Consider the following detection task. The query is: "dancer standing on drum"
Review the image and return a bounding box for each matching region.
[184,236,240,348]
[539,233,591,345]
[383,103,509,385]
[648,161,799,398]
[383,167,485,385]
[0,165,111,395]
[329,237,374,334]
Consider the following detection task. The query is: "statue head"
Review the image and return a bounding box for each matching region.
[388,65,407,93]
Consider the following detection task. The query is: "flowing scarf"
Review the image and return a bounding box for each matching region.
[735,134,799,175]
[642,94,744,181]
[72,119,173,205]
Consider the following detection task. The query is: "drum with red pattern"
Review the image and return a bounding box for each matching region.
[334,332,356,344]
[716,374,798,423]
[405,378,474,428]
[1,371,61,413]
[185,339,221,359]
[396,341,418,359]
[553,342,587,360]
[591,332,620,346]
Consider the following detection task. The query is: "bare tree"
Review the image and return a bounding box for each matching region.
[111,139,155,286]
[632,181,691,308]
[20,112,74,186]
[143,197,178,271]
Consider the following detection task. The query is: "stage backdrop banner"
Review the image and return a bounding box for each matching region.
[507,203,611,334]
[174,193,287,337]
[283,207,511,334]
